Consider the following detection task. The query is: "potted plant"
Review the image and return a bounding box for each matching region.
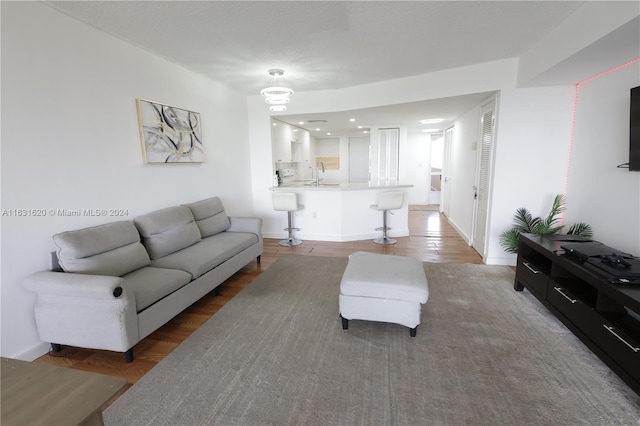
[499,194,592,254]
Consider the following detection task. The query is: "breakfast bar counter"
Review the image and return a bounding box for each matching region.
[270,181,413,242]
[273,181,414,191]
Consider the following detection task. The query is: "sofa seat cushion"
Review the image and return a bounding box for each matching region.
[134,206,201,259]
[53,221,150,276]
[150,232,259,279]
[185,196,231,238]
[122,266,192,312]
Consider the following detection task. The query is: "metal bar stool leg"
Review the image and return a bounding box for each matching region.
[374,210,397,245]
[281,211,302,246]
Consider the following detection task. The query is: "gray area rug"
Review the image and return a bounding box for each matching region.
[105,255,640,425]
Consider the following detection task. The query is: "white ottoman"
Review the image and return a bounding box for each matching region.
[339,252,429,337]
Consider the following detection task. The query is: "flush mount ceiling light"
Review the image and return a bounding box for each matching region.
[420,118,444,124]
[261,69,294,111]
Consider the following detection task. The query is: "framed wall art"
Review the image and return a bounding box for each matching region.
[136,99,204,163]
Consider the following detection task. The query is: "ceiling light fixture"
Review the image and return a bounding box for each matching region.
[261,69,293,112]
[420,118,444,124]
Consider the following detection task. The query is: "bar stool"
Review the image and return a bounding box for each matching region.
[272,192,304,246]
[370,191,404,245]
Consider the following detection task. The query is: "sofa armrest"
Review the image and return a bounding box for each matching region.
[24,271,127,300]
[228,216,263,254]
[23,271,139,353]
[228,216,262,237]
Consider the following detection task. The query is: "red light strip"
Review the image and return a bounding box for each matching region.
[564,57,640,199]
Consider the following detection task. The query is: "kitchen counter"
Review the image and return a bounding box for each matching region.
[272,180,413,191]
[268,182,413,242]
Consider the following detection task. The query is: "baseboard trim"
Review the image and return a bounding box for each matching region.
[12,341,50,361]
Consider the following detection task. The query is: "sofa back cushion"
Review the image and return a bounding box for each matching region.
[53,221,150,276]
[185,196,231,238]
[134,206,201,259]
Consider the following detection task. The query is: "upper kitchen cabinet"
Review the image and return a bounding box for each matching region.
[271,119,311,163]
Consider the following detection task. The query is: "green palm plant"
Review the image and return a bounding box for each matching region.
[499,194,593,254]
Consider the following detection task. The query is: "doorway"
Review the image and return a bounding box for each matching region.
[428,134,444,205]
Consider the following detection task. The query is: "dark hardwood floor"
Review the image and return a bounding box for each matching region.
[34,207,482,395]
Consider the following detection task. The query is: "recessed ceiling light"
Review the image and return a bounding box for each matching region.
[326,132,331,135]
[422,128,440,133]
[349,118,356,122]
[315,128,321,131]
[298,121,304,125]
[363,130,369,134]
[420,118,444,124]
[357,125,363,129]
[293,129,298,132]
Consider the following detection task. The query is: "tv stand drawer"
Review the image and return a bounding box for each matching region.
[590,314,640,382]
[517,259,548,297]
[547,283,594,329]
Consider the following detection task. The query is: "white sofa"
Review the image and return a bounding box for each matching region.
[23,196,262,362]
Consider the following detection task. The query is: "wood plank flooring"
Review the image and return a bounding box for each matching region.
[34,207,482,393]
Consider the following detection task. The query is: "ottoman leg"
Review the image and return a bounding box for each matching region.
[341,315,349,330]
[410,326,417,337]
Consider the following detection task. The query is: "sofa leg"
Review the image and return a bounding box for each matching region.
[257,255,261,264]
[410,327,417,337]
[340,315,348,330]
[124,348,134,363]
[51,343,62,353]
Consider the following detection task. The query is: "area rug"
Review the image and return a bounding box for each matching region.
[105,255,640,425]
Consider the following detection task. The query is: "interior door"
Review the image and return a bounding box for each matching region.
[472,101,496,258]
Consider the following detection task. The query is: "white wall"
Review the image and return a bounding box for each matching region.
[1,3,253,359]
[484,86,575,264]
[565,61,640,255]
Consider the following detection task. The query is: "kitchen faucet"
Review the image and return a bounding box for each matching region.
[315,161,325,187]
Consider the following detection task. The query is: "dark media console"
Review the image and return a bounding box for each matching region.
[514,233,640,395]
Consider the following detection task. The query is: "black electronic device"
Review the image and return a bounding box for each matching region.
[560,241,633,262]
[601,253,632,268]
[629,85,640,171]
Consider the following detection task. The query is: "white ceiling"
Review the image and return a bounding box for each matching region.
[43,1,636,136]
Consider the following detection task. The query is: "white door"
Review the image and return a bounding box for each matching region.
[472,101,496,258]
[441,126,454,216]
[348,136,370,182]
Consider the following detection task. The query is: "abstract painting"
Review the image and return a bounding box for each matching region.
[136,99,204,163]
